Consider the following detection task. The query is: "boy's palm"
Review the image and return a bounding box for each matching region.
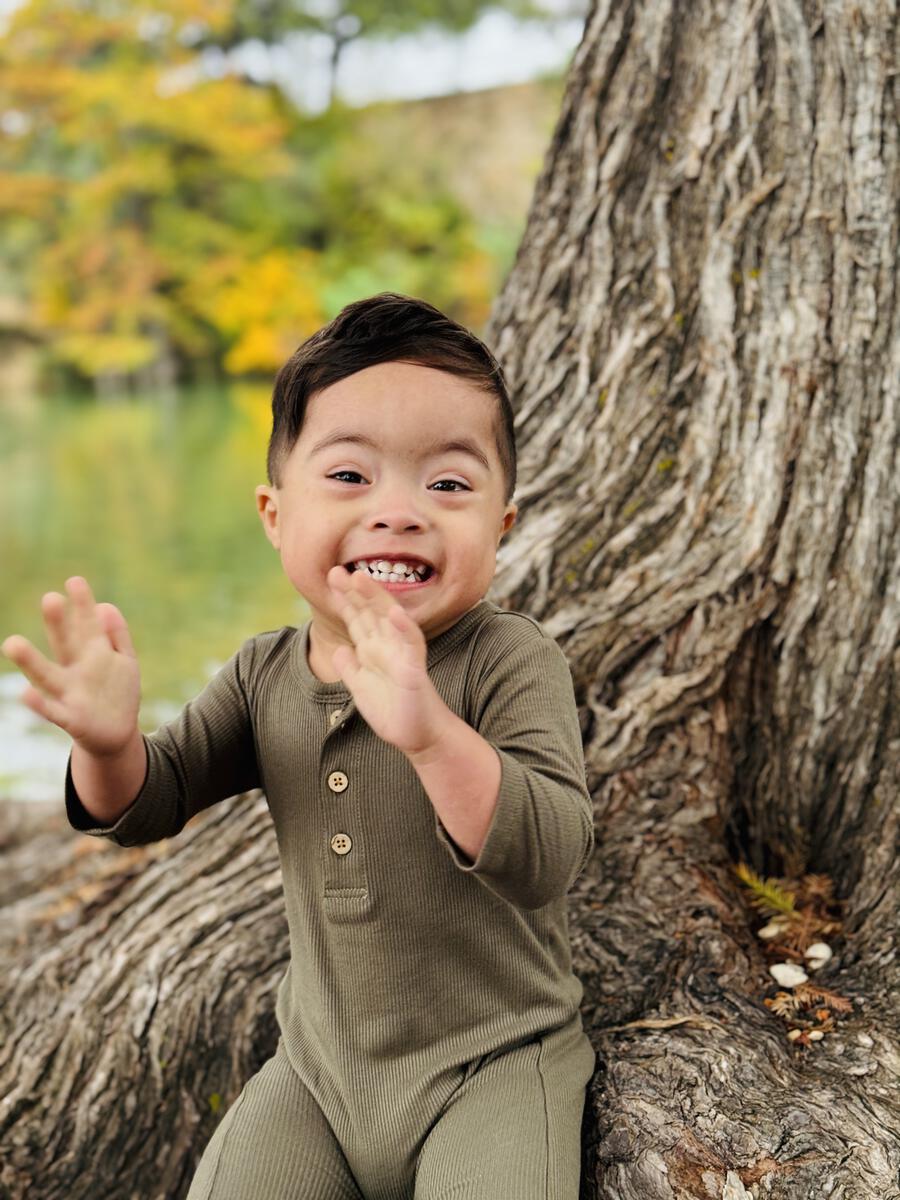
[327,566,438,756]
[1,577,140,756]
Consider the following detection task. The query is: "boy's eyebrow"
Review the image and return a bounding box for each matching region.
[309,430,491,472]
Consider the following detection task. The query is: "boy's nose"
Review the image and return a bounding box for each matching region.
[365,496,426,532]
[368,514,424,532]
[362,480,429,532]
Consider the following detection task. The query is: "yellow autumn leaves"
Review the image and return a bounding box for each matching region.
[1,0,519,384]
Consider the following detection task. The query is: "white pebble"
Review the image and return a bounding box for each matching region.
[769,962,809,988]
[804,942,833,969]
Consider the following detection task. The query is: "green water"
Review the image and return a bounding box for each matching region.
[0,384,310,801]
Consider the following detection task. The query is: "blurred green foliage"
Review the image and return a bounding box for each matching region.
[0,0,550,386]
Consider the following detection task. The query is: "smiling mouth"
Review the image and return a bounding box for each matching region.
[344,561,436,582]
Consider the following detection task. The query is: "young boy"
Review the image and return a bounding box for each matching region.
[2,293,596,1200]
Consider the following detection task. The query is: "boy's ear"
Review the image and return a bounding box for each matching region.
[499,503,517,542]
[256,485,281,550]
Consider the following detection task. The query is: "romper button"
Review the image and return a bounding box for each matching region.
[328,771,348,792]
[329,709,342,726]
[330,833,352,855]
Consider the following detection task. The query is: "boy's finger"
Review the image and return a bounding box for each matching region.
[41,591,74,665]
[335,582,370,618]
[349,572,398,623]
[351,568,393,605]
[341,597,378,644]
[331,566,394,617]
[21,685,69,730]
[327,565,351,591]
[65,576,103,643]
[1,635,64,697]
[389,605,426,649]
[96,603,137,658]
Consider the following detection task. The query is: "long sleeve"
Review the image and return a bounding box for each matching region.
[65,637,263,846]
[432,623,594,911]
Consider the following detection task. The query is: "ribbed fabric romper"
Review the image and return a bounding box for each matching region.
[66,598,597,1200]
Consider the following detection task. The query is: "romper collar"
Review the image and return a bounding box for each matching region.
[290,598,497,701]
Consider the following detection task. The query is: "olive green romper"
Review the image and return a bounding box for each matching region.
[66,599,596,1200]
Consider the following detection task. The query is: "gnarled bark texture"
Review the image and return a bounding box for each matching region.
[486,0,899,1195]
[1,1,898,1198]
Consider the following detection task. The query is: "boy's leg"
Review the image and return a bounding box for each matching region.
[412,1019,595,1200]
[187,1039,364,1200]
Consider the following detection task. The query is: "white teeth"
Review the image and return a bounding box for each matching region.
[351,558,430,581]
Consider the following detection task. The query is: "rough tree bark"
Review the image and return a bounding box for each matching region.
[1,1,898,1198]
[485,0,899,1195]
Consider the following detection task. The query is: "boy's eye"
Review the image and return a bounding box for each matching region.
[327,471,469,492]
[432,477,472,492]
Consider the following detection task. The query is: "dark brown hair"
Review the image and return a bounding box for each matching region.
[266,292,517,504]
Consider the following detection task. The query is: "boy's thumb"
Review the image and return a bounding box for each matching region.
[96,603,137,658]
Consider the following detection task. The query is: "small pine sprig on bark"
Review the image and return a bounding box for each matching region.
[793,982,853,1014]
[733,862,797,915]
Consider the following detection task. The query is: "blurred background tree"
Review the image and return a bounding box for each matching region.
[221,0,547,107]
[0,0,574,391]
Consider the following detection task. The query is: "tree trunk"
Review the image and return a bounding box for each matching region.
[485,0,899,1195]
[0,794,287,1200]
[2,2,898,1198]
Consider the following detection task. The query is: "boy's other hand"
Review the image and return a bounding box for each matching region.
[1,576,141,756]
[326,565,445,757]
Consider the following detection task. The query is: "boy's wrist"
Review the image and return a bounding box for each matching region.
[404,687,457,765]
[74,724,142,760]
[70,728,147,824]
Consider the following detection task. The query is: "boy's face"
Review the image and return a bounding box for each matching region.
[256,361,517,673]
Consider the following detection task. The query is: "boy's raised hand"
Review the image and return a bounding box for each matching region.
[326,565,442,758]
[1,576,141,756]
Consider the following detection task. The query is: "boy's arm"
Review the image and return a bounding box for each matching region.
[406,714,500,864]
[409,628,594,911]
